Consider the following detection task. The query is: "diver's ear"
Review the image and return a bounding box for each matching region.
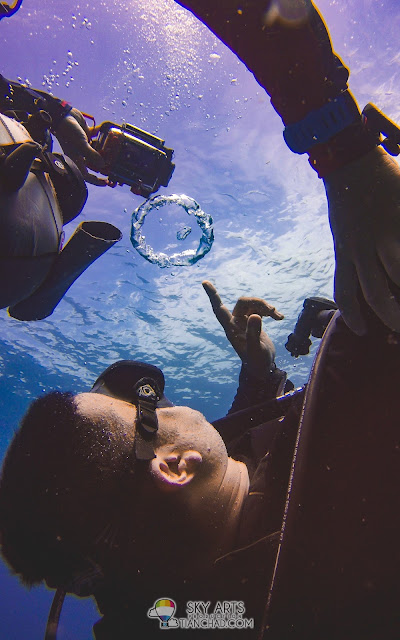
[150,449,203,492]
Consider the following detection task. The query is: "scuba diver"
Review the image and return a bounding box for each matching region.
[0,71,175,321]
[0,75,122,321]
[0,0,125,320]
[0,0,398,637]
[0,72,176,321]
[0,280,397,639]
[0,5,174,321]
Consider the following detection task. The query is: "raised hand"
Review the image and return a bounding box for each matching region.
[202,280,284,379]
[54,108,108,186]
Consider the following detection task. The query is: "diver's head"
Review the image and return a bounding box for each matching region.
[0,363,247,594]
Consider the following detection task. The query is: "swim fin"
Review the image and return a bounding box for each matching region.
[8,220,122,321]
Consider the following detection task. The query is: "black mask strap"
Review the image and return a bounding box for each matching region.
[133,377,161,460]
[45,587,66,640]
[44,562,104,640]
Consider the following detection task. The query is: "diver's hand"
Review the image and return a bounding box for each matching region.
[202,280,284,378]
[325,146,400,335]
[54,108,108,186]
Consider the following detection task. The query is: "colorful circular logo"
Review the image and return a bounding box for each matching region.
[154,598,176,627]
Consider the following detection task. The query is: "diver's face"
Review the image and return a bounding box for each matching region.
[76,392,136,437]
[73,395,236,575]
[155,405,228,465]
[74,393,228,476]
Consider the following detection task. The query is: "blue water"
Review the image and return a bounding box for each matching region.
[0,0,399,637]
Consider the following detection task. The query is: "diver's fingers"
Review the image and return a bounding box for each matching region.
[202,281,233,330]
[246,314,263,362]
[357,251,400,333]
[232,296,284,321]
[88,124,103,139]
[56,114,105,171]
[378,237,400,287]
[333,251,366,335]
[83,172,109,186]
[74,158,109,186]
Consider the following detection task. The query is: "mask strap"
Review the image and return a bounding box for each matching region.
[44,587,66,640]
[133,377,161,460]
[44,561,104,640]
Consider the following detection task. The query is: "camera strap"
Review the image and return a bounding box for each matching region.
[133,377,161,460]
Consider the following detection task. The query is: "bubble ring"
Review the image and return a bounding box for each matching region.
[130,194,214,268]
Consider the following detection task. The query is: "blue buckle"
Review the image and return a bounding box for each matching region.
[283,91,360,154]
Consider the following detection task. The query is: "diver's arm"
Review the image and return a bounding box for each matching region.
[227,362,289,414]
[174,1,374,178]
[0,74,72,129]
[0,75,106,185]
[202,281,289,412]
[324,148,400,334]
[174,1,350,125]
[176,1,400,335]
[54,110,107,185]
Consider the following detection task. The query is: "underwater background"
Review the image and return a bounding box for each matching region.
[0,0,399,637]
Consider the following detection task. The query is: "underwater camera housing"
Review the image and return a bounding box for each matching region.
[91,121,175,198]
[285,297,338,357]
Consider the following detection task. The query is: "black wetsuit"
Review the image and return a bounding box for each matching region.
[0,74,71,130]
[211,310,400,640]
[174,1,376,177]
[0,75,121,319]
[0,76,72,308]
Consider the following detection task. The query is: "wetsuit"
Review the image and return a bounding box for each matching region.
[0,76,71,308]
[0,74,71,131]
[0,77,120,318]
[174,0,376,177]
[228,362,294,414]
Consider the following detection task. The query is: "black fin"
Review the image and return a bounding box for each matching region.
[8,221,122,320]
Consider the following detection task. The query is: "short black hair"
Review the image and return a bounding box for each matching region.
[0,391,136,587]
[0,394,215,597]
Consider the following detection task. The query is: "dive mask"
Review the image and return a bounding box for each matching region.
[90,360,173,460]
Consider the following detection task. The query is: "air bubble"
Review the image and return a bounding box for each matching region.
[131,194,214,268]
[177,226,191,241]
